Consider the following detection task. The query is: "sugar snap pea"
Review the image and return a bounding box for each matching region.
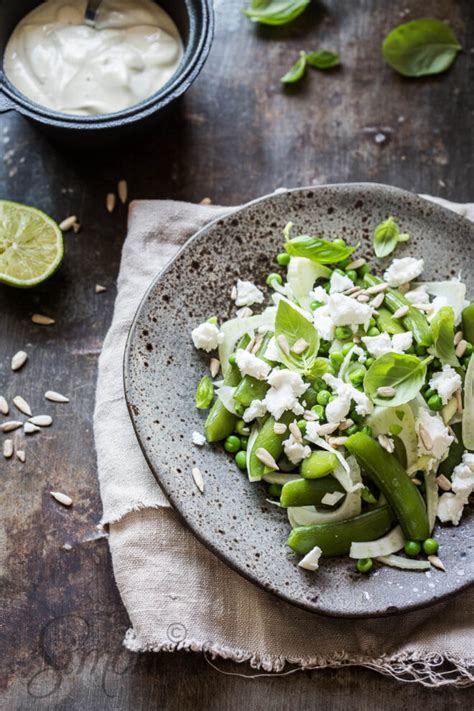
[280,477,344,507]
[376,307,405,335]
[248,411,295,480]
[462,303,474,344]
[300,451,338,479]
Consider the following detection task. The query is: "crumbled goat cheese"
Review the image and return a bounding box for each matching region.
[322,373,372,423]
[283,434,311,465]
[263,337,281,363]
[310,286,329,304]
[429,365,462,405]
[416,409,453,462]
[437,493,465,526]
[405,287,429,305]
[243,399,267,422]
[330,271,353,294]
[313,305,335,341]
[298,545,322,571]
[192,431,206,446]
[327,293,373,328]
[192,321,224,352]
[235,349,271,380]
[437,452,474,525]
[263,369,308,420]
[233,280,264,307]
[383,257,424,287]
[427,295,449,322]
[352,345,367,363]
[392,331,413,352]
[361,331,413,358]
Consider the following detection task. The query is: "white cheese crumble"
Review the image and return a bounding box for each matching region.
[416,409,453,462]
[328,293,373,328]
[352,345,367,363]
[361,331,413,358]
[322,373,372,423]
[405,287,429,305]
[192,431,206,446]
[263,337,281,363]
[242,399,267,423]
[298,545,322,571]
[233,279,264,307]
[329,271,353,294]
[310,285,329,304]
[235,306,253,319]
[313,305,335,341]
[263,369,308,420]
[383,257,424,287]
[235,349,271,380]
[437,493,465,526]
[321,491,345,506]
[283,434,311,465]
[191,321,224,352]
[437,453,474,525]
[429,365,462,405]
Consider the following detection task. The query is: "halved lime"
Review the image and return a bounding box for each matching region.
[0,200,64,288]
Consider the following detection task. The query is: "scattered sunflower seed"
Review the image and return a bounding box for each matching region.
[277,334,290,357]
[0,396,8,415]
[357,294,370,303]
[59,215,78,232]
[11,351,28,371]
[200,197,212,205]
[455,389,463,413]
[378,434,395,453]
[29,415,53,427]
[392,305,409,320]
[24,422,40,434]
[345,286,363,297]
[418,425,433,451]
[338,418,354,431]
[50,491,73,507]
[454,330,464,346]
[371,292,385,309]
[45,390,70,403]
[346,258,366,270]
[328,436,348,447]
[251,335,264,354]
[192,466,204,493]
[365,282,388,295]
[13,396,32,416]
[235,306,252,319]
[95,284,107,294]
[32,313,55,326]
[192,431,206,446]
[273,423,287,435]
[436,474,452,491]
[106,193,116,213]
[415,303,433,313]
[428,555,446,571]
[118,179,128,204]
[377,385,396,398]
[1,421,22,432]
[289,421,303,443]
[62,542,73,551]
[210,358,220,378]
[255,447,279,471]
[72,220,81,234]
[3,439,13,459]
[455,339,468,358]
[411,478,422,486]
[303,410,318,421]
[16,449,26,463]
[291,338,309,355]
[318,423,339,436]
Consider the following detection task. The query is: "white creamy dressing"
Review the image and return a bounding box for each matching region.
[3,0,183,115]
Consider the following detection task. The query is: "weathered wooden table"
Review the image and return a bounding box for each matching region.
[1,1,473,708]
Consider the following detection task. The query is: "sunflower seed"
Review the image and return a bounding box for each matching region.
[13,396,32,416]
[392,305,409,319]
[346,258,366,270]
[118,179,128,204]
[436,474,452,491]
[365,283,388,295]
[11,351,28,371]
[411,478,422,486]
[230,285,237,300]
[428,555,445,571]
[415,303,433,313]
[32,313,55,326]
[45,390,69,403]
[273,423,287,435]
[303,410,318,421]
[255,447,279,470]
[236,306,252,319]
[24,422,40,434]
[345,286,363,297]
[210,358,220,378]
[200,197,212,205]
[418,425,433,451]
[291,338,309,355]
[328,436,348,447]
[106,193,116,213]
[371,292,385,309]
[29,415,52,427]
[454,330,464,346]
[3,439,13,459]
[377,385,396,398]
[1,421,22,432]
[0,396,8,415]
[59,215,77,232]
[251,335,263,354]
[378,434,394,453]
[16,449,26,463]
[455,388,463,413]
[72,220,81,234]
[338,418,354,431]
[95,284,107,294]
[357,294,370,303]
[245,336,256,352]
[455,339,468,358]
[318,423,339,436]
[277,334,290,357]
[51,491,73,507]
[191,467,204,493]
[289,421,303,443]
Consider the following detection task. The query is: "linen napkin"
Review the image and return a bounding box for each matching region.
[94,194,474,687]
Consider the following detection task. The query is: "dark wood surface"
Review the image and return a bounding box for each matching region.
[1,1,473,708]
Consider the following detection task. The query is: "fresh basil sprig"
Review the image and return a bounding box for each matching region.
[195,375,214,409]
[274,299,320,376]
[243,0,310,26]
[383,18,462,78]
[284,234,356,264]
[430,305,460,367]
[373,216,410,258]
[364,353,432,406]
[281,49,340,84]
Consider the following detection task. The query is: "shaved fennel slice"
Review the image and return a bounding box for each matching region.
[349,525,405,559]
[218,308,276,366]
[424,471,438,533]
[368,404,418,468]
[462,354,474,449]
[246,424,260,481]
[338,344,356,380]
[376,555,431,571]
[287,256,331,307]
[306,434,351,475]
[216,385,239,415]
[421,280,466,324]
[263,473,301,485]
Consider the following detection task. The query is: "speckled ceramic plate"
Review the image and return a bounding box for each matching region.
[124,183,474,618]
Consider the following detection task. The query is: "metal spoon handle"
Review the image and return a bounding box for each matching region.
[85,0,103,26]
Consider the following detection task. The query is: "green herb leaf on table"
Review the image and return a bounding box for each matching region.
[284,234,356,264]
[275,299,320,376]
[430,305,460,367]
[281,52,307,84]
[382,18,462,78]
[364,353,431,406]
[195,375,214,409]
[305,50,340,70]
[373,216,410,258]
[243,0,310,26]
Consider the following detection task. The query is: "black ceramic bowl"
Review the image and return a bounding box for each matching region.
[0,0,214,146]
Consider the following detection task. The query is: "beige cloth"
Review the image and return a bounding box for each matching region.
[94,195,474,687]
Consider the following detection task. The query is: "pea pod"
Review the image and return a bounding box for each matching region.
[364,274,432,347]
[345,432,429,540]
[204,334,250,442]
[280,478,344,507]
[462,303,474,344]
[376,307,405,335]
[300,451,337,479]
[233,333,273,407]
[248,411,294,481]
[288,506,394,556]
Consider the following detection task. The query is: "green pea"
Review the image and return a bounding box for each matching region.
[235,420,250,436]
[365,357,375,367]
[297,420,307,434]
[235,450,247,469]
[349,367,366,385]
[317,390,331,406]
[358,264,370,276]
[330,351,344,368]
[207,316,218,325]
[367,327,380,337]
[335,326,353,341]
[276,253,290,266]
[228,353,236,366]
[268,483,282,498]
[427,394,443,411]
[326,365,336,376]
[368,317,377,328]
[312,378,325,392]
[423,538,439,555]
[311,404,325,419]
[423,387,435,398]
[404,540,421,557]
[346,424,359,436]
[310,300,324,311]
[224,435,241,453]
[266,272,283,287]
[346,270,357,282]
[356,558,373,573]
[361,425,372,437]
[342,343,354,356]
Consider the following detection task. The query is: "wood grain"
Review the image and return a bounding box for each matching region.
[1,0,473,707]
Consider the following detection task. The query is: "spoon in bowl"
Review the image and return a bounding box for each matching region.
[84,0,103,26]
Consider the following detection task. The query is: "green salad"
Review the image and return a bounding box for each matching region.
[191,218,474,574]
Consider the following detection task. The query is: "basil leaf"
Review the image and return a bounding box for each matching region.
[305,50,340,70]
[383,18,461,78]
[430,305,460,367]
[284,235,356,264]
[364,353,431,406]
[373,216,410,258]
[281,52,307,84]
[195,375,214,409]
[275,299,320,376]
[243,0,310,26]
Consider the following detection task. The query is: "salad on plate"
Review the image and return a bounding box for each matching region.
[191,217,474,575]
